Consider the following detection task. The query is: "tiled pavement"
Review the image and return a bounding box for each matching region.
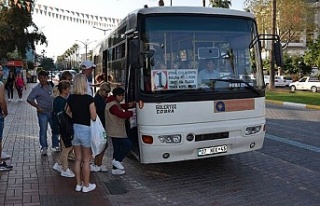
[0,83,112,206]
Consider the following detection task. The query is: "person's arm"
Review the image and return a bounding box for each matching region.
[120,102,135,109]
[109,104,133,119]
[27,99,44,113]
[91,82,103,87]
[27,89,44,113]
[0,83,8,117]
[89,102,97,121]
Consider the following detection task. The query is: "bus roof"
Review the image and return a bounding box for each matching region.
[128,6,255,19]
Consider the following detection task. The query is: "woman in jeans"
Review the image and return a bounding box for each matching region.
[67,74,97,193]
[6,71,15,101]
[52,81,74,177]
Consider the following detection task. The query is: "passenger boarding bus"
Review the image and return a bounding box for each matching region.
[93,7,283,164]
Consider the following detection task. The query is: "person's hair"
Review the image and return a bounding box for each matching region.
[58,80,71,93]
[72,74,87,95]
[107,74,113,82]
[112,87,125,96]
[38,70,49,77]
[95,73,105,83]
[61,71,73,81]
[52,85,59,97]
[207,59,217,65]
[99,82,111,93]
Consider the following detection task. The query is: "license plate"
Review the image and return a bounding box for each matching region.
[198,145,227,156]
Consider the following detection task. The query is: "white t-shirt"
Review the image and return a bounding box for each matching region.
[198,69,220,84]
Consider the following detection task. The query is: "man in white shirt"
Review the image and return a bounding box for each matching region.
[198,59,220,85]
[80,60,96,96]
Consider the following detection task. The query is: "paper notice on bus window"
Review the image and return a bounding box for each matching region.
[128,108,137,128]
[151,69,198,91]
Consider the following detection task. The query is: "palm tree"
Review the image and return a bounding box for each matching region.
[209,0,232,9]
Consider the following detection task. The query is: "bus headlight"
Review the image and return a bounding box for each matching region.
[158,134,182,143]
[245,126,262,135]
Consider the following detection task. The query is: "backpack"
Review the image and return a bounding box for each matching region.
[49,80,54,88]
[57,111,74,148]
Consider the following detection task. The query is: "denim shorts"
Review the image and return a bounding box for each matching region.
[72,124,91,148]
[0,116,4,141]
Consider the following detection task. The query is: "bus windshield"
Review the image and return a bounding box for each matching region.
[140,15,263,94]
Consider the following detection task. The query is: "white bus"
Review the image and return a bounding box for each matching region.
[93,7,283,164]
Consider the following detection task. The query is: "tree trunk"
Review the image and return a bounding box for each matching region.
[270,0,276,89]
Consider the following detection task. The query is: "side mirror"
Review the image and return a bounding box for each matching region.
[274,41,284,67]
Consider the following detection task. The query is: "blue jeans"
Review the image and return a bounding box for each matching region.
[0,116,4,141]
[37,112,59,149]
[111,137,132,162]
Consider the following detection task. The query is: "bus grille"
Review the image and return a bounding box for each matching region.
[195,132,229,142]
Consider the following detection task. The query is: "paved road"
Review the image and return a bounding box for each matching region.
[95,103,320,206]
[0,84,319,205]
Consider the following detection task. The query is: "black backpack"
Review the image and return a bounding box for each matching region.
[57,111,74,148]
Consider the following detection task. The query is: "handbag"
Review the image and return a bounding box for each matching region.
[90,116,108,157]
[57,110,74,148]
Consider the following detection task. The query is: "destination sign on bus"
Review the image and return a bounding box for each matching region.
[151,69,198,91]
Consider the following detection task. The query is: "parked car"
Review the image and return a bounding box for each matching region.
[52,70,77,85]
[264,75,286,87]
[280,76,293,87]
[289,76,320,93]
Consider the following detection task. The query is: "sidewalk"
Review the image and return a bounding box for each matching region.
[0,83,112,206]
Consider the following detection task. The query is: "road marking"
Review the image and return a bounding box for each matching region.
[266,134,320,153]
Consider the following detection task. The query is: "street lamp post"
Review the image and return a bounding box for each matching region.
[92,26,111,35]
[75,39,97,60]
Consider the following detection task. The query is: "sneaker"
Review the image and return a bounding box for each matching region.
[1,152,11,160]
[41,147,47,156]
[52,147,60,152]
[111,159,124,170]
[52,162,62,172]
[90,164,101,172]
[0,161,13,171]
[82,183,96,193]
[75,182,83,192]
[112,168,125,175]
[61,168,75,178]
[100,165,108,172]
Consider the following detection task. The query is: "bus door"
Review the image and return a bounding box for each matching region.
[125,36,140,159]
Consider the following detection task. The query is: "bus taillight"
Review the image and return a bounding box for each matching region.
[142,135,153,144]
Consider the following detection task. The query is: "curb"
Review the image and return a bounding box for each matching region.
[266,99,320,110]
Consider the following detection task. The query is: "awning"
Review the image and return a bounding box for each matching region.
[6,60,24,67]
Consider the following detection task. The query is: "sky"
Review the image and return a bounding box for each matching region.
[33,0,246,59]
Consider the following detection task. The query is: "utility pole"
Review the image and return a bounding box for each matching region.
[269,0,276,89]
[203,0,206,7]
